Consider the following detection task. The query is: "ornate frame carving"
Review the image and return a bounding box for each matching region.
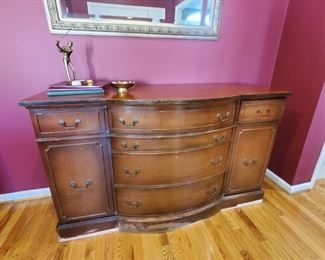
[43,0,222,40]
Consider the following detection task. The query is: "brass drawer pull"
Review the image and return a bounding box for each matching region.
[58,118,81,129]
[207,187,219,196]
[121,142,139,151]
[119,118,139,127]
[214,133,227,143]
[210,156,223,166]
[256,109,271,115]
[69,179,93,191]
[217,112,231,122]
[125,200,142,208]
[122,167,141,177]
[242,158,258,166]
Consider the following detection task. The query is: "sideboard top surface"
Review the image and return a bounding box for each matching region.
[19,83,291,107]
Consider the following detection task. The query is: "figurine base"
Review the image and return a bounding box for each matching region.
[68,79,94,86]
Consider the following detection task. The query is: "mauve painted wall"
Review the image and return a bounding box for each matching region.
[0,0,289,194]
[269,0,325,184]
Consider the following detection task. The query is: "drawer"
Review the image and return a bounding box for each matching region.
[31,107,106,137]
[116,173,224,215]
[110,103,236,132]
[111,128,233,152]
[239,99,285,123]
[113,143,230,185]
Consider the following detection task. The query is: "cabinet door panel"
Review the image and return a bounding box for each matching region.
[40,139,113,222]
[226,125,277,194]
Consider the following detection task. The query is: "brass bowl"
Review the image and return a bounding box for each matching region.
[110,80,135,95]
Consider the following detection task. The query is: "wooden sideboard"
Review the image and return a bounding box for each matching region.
[20,83,290,239]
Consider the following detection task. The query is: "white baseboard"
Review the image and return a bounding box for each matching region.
[265,169,314,194]
[0,187,51,202]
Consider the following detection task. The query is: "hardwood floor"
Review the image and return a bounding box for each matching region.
[0,178,324,260]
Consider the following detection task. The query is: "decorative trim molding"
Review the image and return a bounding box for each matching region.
[43,0,222,39]
[265,169,314,194]
[221,199,263,211]
[58,228,119,243]
[0,188,51,202]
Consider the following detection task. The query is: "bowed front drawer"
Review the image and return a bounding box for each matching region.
[110,102,236,133]
[111,127,233,152]
[116,173,224,215]
[113,143,230,185]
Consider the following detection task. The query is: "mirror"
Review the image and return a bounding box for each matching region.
[44,0,222,39]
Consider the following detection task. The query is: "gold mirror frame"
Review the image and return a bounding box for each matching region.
[43,0,222,40]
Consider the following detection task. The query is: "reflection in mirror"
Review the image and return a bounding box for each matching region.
[45,0,222,39]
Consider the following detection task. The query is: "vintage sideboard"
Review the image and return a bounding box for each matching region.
[20,83,290,239]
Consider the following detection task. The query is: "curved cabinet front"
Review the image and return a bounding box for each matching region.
[20,84,290,238]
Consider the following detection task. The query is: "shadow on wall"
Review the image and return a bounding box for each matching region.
[269,109,302,184]
[0,154,14,194]
[86,39,96,80]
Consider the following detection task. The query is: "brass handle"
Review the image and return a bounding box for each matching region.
[58,118,81,129]
[217,112,231,122]
[121,142,139,151]
[214,133,227,143]
[242,158,258,166]
[210,156,223,166]
[119,118,139,127]
[69,179,93,191]
[256,109,271,115]
[123,167,141,177]
[124,200,142,208]
[207,187,219,196]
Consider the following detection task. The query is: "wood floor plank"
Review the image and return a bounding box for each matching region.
[243,205,319,259]
[266,191,325,243]
[166,230,197,260]
[183,221,225,260]
[141,234,165,260]
[208,214,254,259]
[0,179,325,259]
[280,215,325,259]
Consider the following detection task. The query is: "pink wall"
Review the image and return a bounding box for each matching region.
[269,0,325,184]
[0,0,289,193]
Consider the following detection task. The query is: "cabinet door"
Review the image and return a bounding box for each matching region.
[225,125,277,194]
[39,138,114,223]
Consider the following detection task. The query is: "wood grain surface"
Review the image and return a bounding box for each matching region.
[1,178,324,260]
[19,83,291,107]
